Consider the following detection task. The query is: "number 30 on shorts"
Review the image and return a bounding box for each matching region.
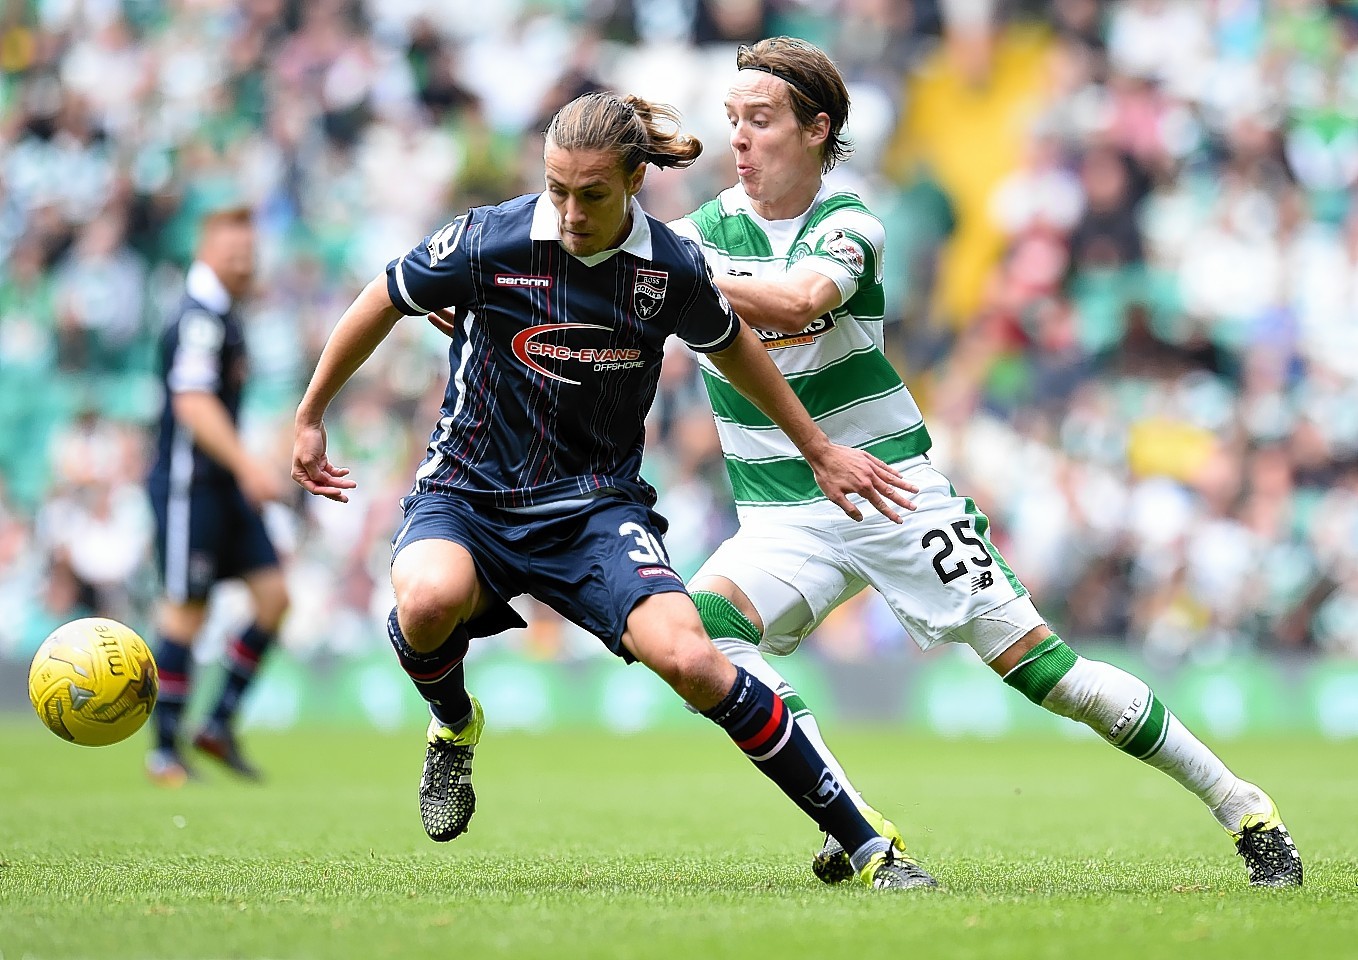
[620,522,670,565]
[921,519,992,585]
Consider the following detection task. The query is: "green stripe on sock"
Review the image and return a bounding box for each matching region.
[1013,635,1064,671]
[692,591,761,646]
[781,691,808,717]
[1121,694,1169,760]
[1004,638,1077,705]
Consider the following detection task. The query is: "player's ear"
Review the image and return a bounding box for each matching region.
[807,112,831,149]
[626,164,646,199]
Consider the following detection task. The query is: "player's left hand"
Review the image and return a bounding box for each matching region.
[807,444,917,523]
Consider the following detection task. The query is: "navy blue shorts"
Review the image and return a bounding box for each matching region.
[392,492,689,660]
[148,479,280,603]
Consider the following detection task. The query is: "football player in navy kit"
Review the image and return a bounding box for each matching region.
[292,92,933,888]
[145,207,290,786]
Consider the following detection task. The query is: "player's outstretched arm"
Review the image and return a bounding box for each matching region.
[713,270,840,335]
[292,276,403,502]
[707,322,916,523]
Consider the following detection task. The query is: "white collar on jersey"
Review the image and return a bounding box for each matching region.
[530,192,653,266]
[723,180,828,228]
[186,260,234,314]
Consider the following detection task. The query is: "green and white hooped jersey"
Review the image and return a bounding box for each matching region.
[670,184,931,512]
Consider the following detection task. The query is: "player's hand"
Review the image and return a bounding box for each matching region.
[292,421,356,503]
[427,306,458,338]
[807,443,917,523]
[235,456,286,510]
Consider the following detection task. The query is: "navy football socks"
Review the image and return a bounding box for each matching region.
[703,667,878,856]
[387,609,474,729]
[210,623,274,724]
[153,637,193,751]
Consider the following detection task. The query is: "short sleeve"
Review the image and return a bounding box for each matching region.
[792,212,885,306]
[166,309,224,393]
[667,216,702,246]
[385,212,474,316]
[675,246,740,354]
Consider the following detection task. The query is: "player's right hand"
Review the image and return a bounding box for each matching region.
[292,421,357,503]
[807,443,917,523]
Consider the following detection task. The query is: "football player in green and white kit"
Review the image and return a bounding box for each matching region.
[669,36,1302,889]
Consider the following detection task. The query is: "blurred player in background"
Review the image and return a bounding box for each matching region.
[144,207,290,787]
[670,37,1303,888]
[293,91,936,889]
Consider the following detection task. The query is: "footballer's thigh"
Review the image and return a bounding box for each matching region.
[523,497,734,707]
[150,479,226,643]
[844,462,1042,661]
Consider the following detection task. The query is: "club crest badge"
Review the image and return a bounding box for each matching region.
[633,269,668,319]
[823,230,865,273]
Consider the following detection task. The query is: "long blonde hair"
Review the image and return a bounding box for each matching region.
[545,93,703,173]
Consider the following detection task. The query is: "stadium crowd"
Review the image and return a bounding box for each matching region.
[3,0,1358,670]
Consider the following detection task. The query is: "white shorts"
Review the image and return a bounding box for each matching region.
[690,461,1044,663]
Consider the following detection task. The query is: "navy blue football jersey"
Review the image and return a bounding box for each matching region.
[385,192,739,508]
[147,269,248,487]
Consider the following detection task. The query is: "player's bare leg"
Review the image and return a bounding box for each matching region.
[994,624,1302,887]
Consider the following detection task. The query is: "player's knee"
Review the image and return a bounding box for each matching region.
[647,628,724,689]
[395,576,470,652]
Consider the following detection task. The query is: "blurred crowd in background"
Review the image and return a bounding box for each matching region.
[3,0,1358,671]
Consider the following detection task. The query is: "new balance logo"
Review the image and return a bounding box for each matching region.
[970,571,994,594]
[802,769,842,809]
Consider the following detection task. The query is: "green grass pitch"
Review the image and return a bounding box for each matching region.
[1,721,1354,959]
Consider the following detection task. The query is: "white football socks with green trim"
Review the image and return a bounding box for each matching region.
[1039,656,1266,831]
